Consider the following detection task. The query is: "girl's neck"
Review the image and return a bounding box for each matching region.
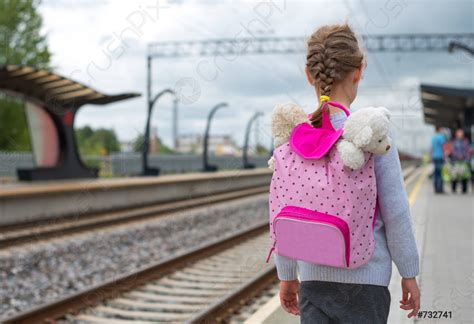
[325,96,352,114]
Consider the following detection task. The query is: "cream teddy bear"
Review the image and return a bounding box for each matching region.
[268,102,310,169]
[268,103,392,170]
[336,107,391,169]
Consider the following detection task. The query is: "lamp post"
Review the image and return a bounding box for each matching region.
[172,97,179,150]
[203,102,228,172]
[269,140,274,158]
[243,111,263,169]
[142,87,177,176]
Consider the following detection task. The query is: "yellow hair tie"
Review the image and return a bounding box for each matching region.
[320,95,330,102]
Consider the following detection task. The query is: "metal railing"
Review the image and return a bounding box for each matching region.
[0,152,270,178]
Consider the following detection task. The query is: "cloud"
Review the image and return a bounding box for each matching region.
[38,0,472,153]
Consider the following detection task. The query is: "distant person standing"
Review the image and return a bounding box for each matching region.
[447,129,471,194]
[470,141,474,189]
[431,126,446,193]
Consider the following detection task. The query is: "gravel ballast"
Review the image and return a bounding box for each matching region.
[0,194,269,319]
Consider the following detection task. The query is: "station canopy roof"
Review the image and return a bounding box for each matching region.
[0,65,140,109]
[421,83,474,128]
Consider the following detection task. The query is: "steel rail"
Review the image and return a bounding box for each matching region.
[3,164,421,323]
[186,164,421,323]
[2,223,270,323]
[187,266,277,323]
[0,185,269,248]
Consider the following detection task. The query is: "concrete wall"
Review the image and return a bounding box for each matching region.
[0,168,272,226]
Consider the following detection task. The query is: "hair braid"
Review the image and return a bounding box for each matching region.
[305,24,364,128]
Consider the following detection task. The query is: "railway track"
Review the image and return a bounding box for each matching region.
[1,162,418,250]
[0,185,269,249]
[3,223,277,323]
[2,164,422,323]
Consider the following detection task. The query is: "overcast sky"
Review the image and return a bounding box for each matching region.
[38,0,473,155]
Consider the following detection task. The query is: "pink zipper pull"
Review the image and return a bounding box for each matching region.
[265,239,277,263]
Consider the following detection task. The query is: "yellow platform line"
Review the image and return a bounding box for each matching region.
[388,166,430,324]
[408,167,430,206]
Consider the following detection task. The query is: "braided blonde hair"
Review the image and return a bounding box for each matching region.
[306,24,364,128]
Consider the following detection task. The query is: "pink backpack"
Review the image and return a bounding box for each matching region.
[266,101,378,269]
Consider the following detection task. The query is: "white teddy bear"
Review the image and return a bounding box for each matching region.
[337,107,391,169]
[268,103,392,170]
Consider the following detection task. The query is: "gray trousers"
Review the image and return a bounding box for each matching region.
[299,281,391,324]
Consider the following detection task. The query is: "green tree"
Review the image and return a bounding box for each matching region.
[76,126,121,156]
[0,0,51,67]
[132,134,145,152]
[132,133,173,154]
[0,96,31,151]
[255,143,269,155]
[0,0,51,151]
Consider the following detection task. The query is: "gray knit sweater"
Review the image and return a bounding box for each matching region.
[273,111,419,287]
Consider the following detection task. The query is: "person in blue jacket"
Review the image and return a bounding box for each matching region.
[430,126,446,193]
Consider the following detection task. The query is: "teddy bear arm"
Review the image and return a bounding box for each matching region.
[337,140,365,169]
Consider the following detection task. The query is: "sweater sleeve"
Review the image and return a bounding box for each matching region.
[374,129,420,278]
[274,253,299,281]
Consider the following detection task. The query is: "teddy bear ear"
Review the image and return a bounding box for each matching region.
[271,102,309,148]
[378,107,391,120]
[353,126,373,147]
[271,102,308,125]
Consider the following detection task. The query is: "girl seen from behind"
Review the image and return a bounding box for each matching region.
[270,24,421,324]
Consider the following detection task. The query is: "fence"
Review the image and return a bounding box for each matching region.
[0,152,270,179]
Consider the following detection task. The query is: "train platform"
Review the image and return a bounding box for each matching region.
[245,168,473,323]
[2,164,472,323]
[0,168,271,226]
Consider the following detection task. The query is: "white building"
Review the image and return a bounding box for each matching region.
[120,141,134,153]
[176,134,242,156]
